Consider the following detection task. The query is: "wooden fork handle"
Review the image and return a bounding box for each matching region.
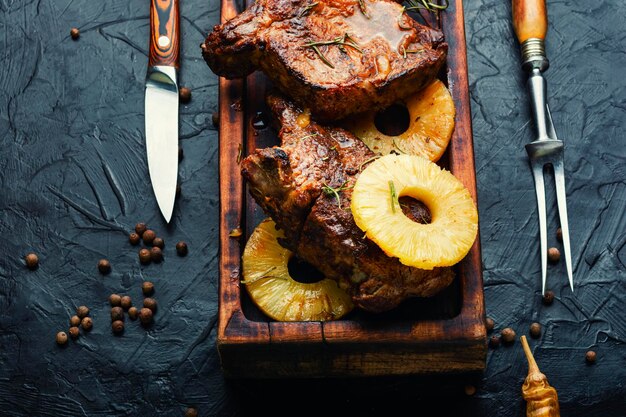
[512,0,547,44]
[149,0,180,68]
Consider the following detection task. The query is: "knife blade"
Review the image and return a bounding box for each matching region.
[145,0,180,223]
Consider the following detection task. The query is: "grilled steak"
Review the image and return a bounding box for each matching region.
[202,0,447,121]
[241,94,455,313]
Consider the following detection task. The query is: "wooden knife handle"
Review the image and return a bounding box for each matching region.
[512,0,547,44]
[149,0,180,68]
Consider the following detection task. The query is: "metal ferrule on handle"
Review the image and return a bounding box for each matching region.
[520,38,549,72]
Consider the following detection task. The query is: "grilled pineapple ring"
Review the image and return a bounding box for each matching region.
[345,79,455,162]
[351,154,478,270]
[242,218,354,321]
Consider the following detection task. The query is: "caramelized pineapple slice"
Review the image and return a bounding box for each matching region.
[351,154,478,269]
[344,79,455,162]
[242,218,354,321]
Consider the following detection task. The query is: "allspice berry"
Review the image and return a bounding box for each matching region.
[464,385,476,396]
[98,259,111,275]
[135,223,147,236]
[176,241,188,256]
[70,315,81,327]
[542,290,555,306]
[529,322,542,338]
[81,317,93,331]
[139,248,151,265]
[128,306,138,320]
[120,295,132,310]
[489,335,501,349]
[142,229,157,245]
[585,350,597,364]
[56,331,68,345]
[547,247,560,263]
[143,298,157,312]
[556,227,563,242]
[139,307,153,325]
[501,327,516,344]
[76,305,89,319]
[25,253,39,270]
[69,326,80,339]
[110,306,124,322]
[70,27,80,40]
[485,317,495,332]
[179,87,192,103]
[112,320,124,334]
[152,237,165,249]
[142,281,154,296]
[185,407,198,417]
[109,293,122,306]
[129,232,141,245]
[150,246,163,263]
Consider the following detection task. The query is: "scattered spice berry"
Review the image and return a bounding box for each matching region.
[176,241,188,256]
[139,307,153,325]
[142,229,157,245]
[70,27,80,40]
[485,317,495,332]
[98,259,111,275]
[112,320,124,334]
[501,327,516,344]
[212,112,219,128]
[464,385,476,396]
[128,307,138,320]
[56,331,68,345]
[139,248,152,265]
[120,296,132,310]
[76,306,89,319]
[135,223,147,236]
[109,294,122,306]
[110,306,124,322]
[81,317,93,331]
[585,350,596,364]
[556,227,563,242]
[185,407,198,417]
[142,281,155,296]
[143,298,157,312]
[179,147,184,161]
[529,322,542,339]
[229,227,243,238]
[547,247,560,263]
[25,253,39,270]
[150,246,163,263]
[542,290,555,306]
[489,335,501,349]
[69,326,80,339]
[179,87,192,103]
[70,315,81,327]
[129,232,141,245]
[152,237,165,249]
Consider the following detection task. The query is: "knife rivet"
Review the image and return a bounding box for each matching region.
[158,35,170,48]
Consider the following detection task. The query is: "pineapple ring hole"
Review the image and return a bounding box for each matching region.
[287,256,326,284]
[374,103,410,137]
[398,196,432,224]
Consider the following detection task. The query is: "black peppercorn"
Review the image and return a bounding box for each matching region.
[129,232,141,245]
[135,223,147,236]
[179,147,184,162]
[150,246,163,263]
[81,317,93,331]
[109,293,122,306]
[143,298,157,312]
[120,295,132,310]
[76,305,89,318]
[556,227,563,242]
[179,87,192,103]
[25,253,39,270]
[489,335,501,349]
[70,27,80,40]
[501,327,516,344]
[542,290,555,305]
[128,306,138,320]
[139,248,151,265]
[142,229,157,245]
[176,241,188,256]
[152,237,165,249]
[56,331,68,345]
[98,259,111,275]
[110,306,124,322]
[70,315,81,327]
[547,247,560,263]
[69,326,80,339]
[529,322,542,339]
[139,307,153,325]
[112,320,124,334]
[485,317,495,332]
[585,350,596,364]
[185,407,198,417]
[142,281,154,296]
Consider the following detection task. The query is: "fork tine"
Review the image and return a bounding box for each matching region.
[553,160,574,292]
[530,163,548,295]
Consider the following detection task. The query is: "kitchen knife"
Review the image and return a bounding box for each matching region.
[145,0,180,223]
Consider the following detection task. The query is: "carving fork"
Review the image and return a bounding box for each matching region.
[513,0,573,294]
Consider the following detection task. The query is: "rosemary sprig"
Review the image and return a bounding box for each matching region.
[358,0,370,18]
[298,132,319,142]
[388,180,399,214]
[405,0,449,12]
[400,44,425,59]
[358,155,381,171]
[299,1,319,17]
[322,181,352,208]
[304,33,363,68]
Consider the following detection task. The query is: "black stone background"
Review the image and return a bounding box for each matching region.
[1,0,625,416]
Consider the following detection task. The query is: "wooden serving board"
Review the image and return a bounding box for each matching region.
[217,0,486,378]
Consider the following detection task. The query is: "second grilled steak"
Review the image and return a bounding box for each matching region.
[202,0,447,121]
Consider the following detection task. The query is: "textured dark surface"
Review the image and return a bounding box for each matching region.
[0,1,624,416]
